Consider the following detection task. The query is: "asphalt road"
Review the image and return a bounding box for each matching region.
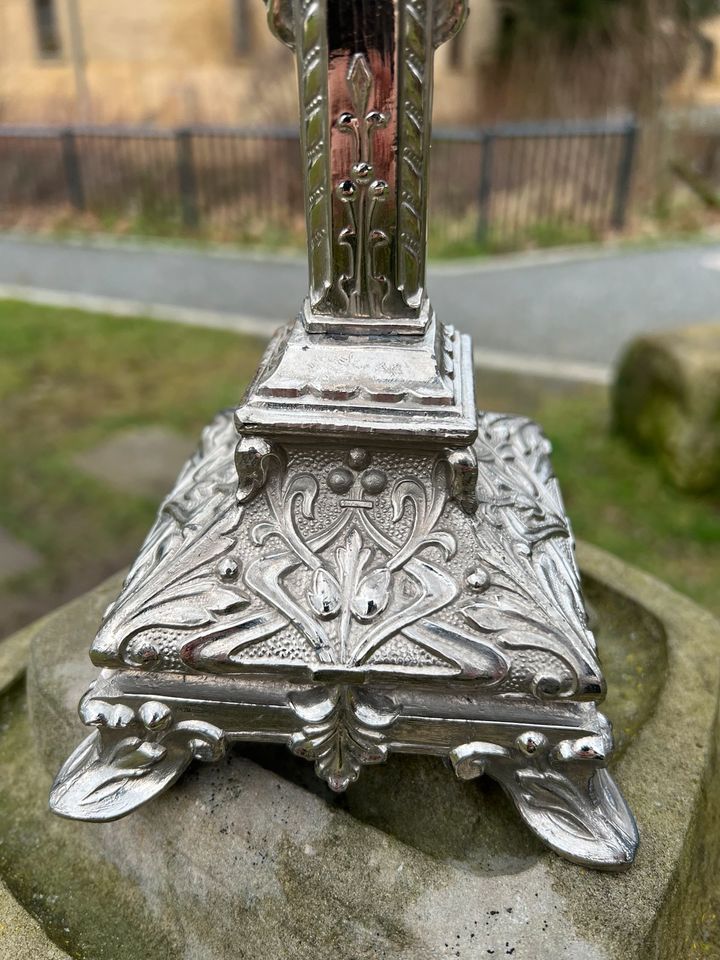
[1,234,719,368]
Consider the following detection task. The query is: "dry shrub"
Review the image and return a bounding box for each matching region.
[475,0,697,123]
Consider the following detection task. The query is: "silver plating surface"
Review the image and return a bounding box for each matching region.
[51,409,637,869]
[49,0,638,871]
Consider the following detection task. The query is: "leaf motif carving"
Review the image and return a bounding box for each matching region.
[110,739,167,770]
[494,766,638,869]
[238,449,459,670]
[352,690,401,728]
[517,769,597,842]
[537,553,587,632]
[289,688,338,724]
[465,413,605,699]
[288,686,400,792]
[466,744,638,870]
[462,601,530,634]
[285,474,318,520]
[51,731,176,817]
[307,568,342,619]
[180,611,288,671]
[402,620,509,683]
[90,411,257,669]
[351,567,391,622]
[334,530,370,582]
[136,583,249,630]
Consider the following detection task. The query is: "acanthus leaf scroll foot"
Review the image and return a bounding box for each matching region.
[49,698,226,822]
[449,725,639,872]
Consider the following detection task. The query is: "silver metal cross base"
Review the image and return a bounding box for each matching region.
[49,0,638,871]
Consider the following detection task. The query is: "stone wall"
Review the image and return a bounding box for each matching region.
[0,0,499,126]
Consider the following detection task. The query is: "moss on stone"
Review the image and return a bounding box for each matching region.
[552,544,720,960]
[613,324,720,493]
[0,685,181,960]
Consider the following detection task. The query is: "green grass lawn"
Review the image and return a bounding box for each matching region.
[0,299,717,643]
[0,300,267,638]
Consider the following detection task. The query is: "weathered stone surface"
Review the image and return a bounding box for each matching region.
[1,544,719,959]
[0,879,69,960]
[72,426,195,498]
[613,323,720,491]
[0,620,38,695]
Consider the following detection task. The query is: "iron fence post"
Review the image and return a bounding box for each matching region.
[476,131,494,242]
[0,119,638,244]
[60,129,85,211]
[612,120,638,230]
[175,128,199,229]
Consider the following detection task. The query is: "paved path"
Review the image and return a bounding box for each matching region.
[2,234,720,372]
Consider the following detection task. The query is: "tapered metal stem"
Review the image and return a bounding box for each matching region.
[266,0,467,333]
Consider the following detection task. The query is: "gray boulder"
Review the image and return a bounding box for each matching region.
[613,323,720,492]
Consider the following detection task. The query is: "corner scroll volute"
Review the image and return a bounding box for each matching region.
[235,436,286,504]
[445,445,479,514]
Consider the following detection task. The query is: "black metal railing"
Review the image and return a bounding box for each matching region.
[0,118,638,251]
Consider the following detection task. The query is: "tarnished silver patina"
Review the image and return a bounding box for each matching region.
[50,0,638,871]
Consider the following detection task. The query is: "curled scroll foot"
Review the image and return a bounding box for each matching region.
[49,699,226,822]
[450,734,638,871]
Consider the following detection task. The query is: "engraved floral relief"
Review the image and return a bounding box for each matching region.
[243,448,463,668]
[59,410,636,860]
[449,722,637,869]
[89,414,500,681]
[289,685,401,792]
[90,411,601,705]
[50,697,225,821]
[91,411,251,670]
[182,442,510,683]
[463,414,604,700]
[334,53,392,318]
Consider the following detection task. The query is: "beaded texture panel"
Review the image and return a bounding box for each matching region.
[90,411,603,705]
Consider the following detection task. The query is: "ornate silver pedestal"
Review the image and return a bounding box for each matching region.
[49,0,638,871]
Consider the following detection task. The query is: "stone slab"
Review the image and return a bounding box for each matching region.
[72,426,195,498]
[1,544,716,959]
[0,528,40,582]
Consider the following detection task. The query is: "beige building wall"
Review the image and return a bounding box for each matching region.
[0,0,498,126]
[435,0,499,124]
[663,15,720,111]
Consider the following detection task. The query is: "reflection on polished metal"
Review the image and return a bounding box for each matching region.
[49,0,638,871]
